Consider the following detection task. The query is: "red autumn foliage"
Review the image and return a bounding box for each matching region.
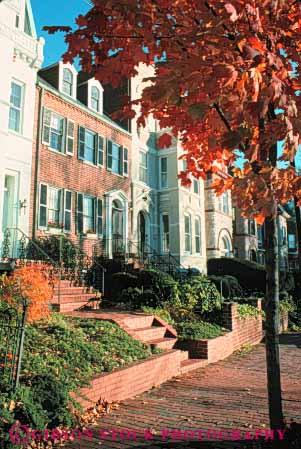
[0,265,53,322]
[45,1,301,225]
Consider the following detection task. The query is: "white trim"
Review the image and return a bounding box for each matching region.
[58,62,78,99]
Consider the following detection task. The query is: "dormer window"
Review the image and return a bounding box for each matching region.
[91,86,100,112]
[62,68,73,96]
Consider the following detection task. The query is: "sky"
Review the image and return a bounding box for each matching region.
[31,0,89,67]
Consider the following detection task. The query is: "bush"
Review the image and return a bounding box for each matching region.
[237,304,264,320]
[177,275,223,319]
[137,269,179,305]
[0,266,53,322]
[141,307,175,325]
[208,275,243,299]
[208,257,295,297]
[111,272,139,300]
[176,321,227,340]
[27,235,77,268]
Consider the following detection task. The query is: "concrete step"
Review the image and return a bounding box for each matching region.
[51,293,96,304]
[134,326,167,341]
[148,337,177,350]
[180,359,208,375]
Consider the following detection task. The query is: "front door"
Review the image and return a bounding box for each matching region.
[138,212,146,256]
[1,173,19,257]
[112,200,123,254]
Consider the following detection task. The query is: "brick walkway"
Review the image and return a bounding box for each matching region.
[68,334,301,449]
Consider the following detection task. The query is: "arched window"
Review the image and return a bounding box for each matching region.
[184,214,192,253]
[91,86,100,111]
[195,217,201,254]
[62,68,73,96]
[220,235,231,257]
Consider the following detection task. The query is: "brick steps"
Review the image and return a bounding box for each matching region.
[51,279,99,312]
[134,326,167,340]
[52,301,89,312]
[52,293,96,304]
[53,287,94,295]
[180,358,208,375]
[148,337,178,350]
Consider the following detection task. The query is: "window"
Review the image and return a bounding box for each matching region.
[139,151,148,183]
[193,179,199,194]
[48,187,62,225]
[288,234,296,250]
[195,217,201,254]
[107,140,127,176]
[24,4,32,36]
[257,224,264,248]
[160,157,168,188]
[62,68,73,96]
[221,235,231,257]
[248,219,256,235]
[39,184,72,232]
[15,15,20,28]
[76,193,102,235]
[9,81,23,133]
[162,214,170,252]
[222,191,229,214]
[42,109,65,152]
[78,127,97,164]
[184,214,192,253]
[91,86,100,112]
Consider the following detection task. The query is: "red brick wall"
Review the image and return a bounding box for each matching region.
[30,86,132,256]
[72,350,183,409]
[178,301,263,362]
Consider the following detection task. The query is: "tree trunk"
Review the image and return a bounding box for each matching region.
[265,215,284,430]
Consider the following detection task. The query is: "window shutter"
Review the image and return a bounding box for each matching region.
[123,147,128,176]
[93,133,98,165]
[66,120,75,155]
[97,135,104,166]
[42,109,51,145]
[39,184,48,227]
[107,140,113,170]
[64,190,72,232]
[118,145,123,175]
[78,126,85,160]
[76,193,84,234]
[97,199,103,236]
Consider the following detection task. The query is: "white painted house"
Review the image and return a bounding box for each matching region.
[0,0,44,252]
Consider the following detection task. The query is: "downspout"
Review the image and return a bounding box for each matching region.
[32,86,44,238]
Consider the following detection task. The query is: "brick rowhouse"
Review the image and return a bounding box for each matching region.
[30,63,132,257]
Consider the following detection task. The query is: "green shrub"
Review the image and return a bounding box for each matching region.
[237,304,264,319]
[111,272,139,300]
[208,275,243,299]
[279,296,296,314]
[141,307,175,325]
[27,235,77,268]
[177,275,223,319]
[137,269,179,305]
[176,321,227,340]
[208,257,295,296]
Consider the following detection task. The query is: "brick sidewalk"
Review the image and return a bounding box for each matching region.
[68,334,301,449]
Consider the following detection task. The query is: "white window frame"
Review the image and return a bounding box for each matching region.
[161,213,170,253]
[8,80,24,134]
[160,157,168,189]
[139,151,148,184]
[195,216,202,254]
[42,108,66,153]
[184,214,192,253]
[62,68,73,96]
[91,86,100,112]
[193,178,199,195]
[39,184,72,232]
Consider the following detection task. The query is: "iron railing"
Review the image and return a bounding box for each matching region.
[1,227,63,304]
[0,297,28,393]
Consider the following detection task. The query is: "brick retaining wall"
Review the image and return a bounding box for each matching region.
[177,300,263,362]
[72,349,183,409]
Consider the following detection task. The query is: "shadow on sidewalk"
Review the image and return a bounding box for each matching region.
[279,333,301,348]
